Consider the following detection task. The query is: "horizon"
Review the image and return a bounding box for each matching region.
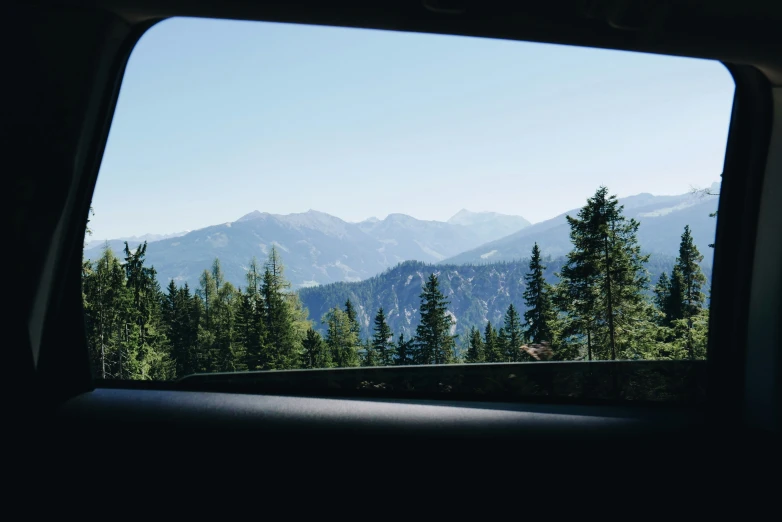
[86,182,720,243]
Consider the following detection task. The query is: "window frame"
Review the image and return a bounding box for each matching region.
[23,12,778,428]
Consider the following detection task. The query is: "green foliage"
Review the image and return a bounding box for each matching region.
[522,244,556,348]
[82,244,172,380]
[555,186,651,360]
[394,333,414,366]
[261,247,300,369]
[483,321,501,363]
[372,307,396,366]
[302,327,331,369]
[653,226,708,359]
[414,273,456,365]
[498,304,524,362]
[323,307,360,367]
[464,326,484,363]
[653,272,672,325]
[83,192,713,380]
[361,338,378,367]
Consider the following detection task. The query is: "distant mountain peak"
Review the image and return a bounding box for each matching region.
[448,209,475,222]
[447,209,531,230]
[385,213,417,222]
[236,210,267,222]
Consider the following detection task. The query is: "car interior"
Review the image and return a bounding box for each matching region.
[8,0,780,496]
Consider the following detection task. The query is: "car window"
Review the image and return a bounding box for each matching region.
[83,17,733,392]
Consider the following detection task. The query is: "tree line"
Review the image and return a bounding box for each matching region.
[82,186,709,380]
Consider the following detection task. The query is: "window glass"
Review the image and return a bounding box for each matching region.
[84,17,732,385]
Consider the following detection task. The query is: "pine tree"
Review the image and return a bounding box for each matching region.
[198,268,216,331]
[208,259,243,373]
[344,298,364,363]
[372,307,396,366]
[162,280,185,377]
[245,257,262,296]
[653,272,672,325]
[674,225,708,359]
[464,326,484,363]
[556,186,651,360]
[122,242,171,379]
[176,283,200,376]
[414,273,456,365]
[555,222,599,361]
[522,244,555,347]
[196,265,218,372]
[666,267,685,325]
[238,259,266,371]
[302,327,331,369]
[324,307,360,367]
[82,246,128,379]
[345,299,360,335]
[483,321,501,363]
[394,333,414,366]
[499,304,524,362]
[261,247,299,369]
[361,338,378,367]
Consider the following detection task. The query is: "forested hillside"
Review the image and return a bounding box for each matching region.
[298,253,710,340]
[82,186,712,380]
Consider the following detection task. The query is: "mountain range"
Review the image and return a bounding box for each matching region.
[84,230,189,252]
[85,208,531,288]
[444,185,719,265]
[84,184,719,290]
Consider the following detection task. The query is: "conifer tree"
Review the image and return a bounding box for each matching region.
[177,283,200,376]
[324,307,360,367]
[394,333,414,366]
[483,321,501,363]
[198,269,216,331]
[464,326,484,363]
[372,307,396,366]
[82,246,127,379]
[414,273,456,365]
[673,225,708,359]
[653,272,672,325]
[344,298,364,363]
[238,259,266,370]
[202,258,243,372]
[261,247,299,369]
[522,244,556,346]
[499,303,524,362]
[361,338,378,367]
[664,267,685,325]
[302,327,331,369]
[122,242,171,379]
[556,186,650,360]
[345,299,360,335]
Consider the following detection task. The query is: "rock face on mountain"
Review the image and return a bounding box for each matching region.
[298,255,710,342]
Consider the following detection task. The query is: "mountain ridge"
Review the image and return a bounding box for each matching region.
[85,208,531,288]
[84,185,719,290]
[442,188,719,266]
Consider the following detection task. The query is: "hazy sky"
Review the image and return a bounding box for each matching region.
[90,17,734,240]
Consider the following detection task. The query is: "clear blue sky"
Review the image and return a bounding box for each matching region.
[91,17,734,240]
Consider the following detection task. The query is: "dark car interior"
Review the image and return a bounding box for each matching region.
[8,0,780,495]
